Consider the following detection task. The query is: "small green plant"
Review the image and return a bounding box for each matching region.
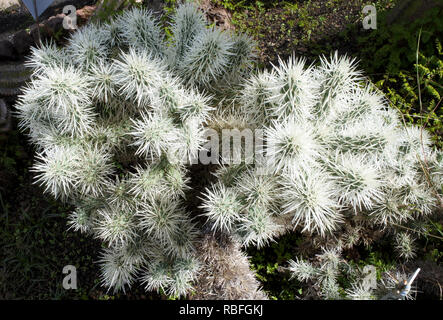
[375,39,442,148]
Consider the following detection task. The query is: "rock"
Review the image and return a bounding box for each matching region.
[44,13,65,36]
[0,40,16,60]
[76,5,96,26]
[12,29,34,55]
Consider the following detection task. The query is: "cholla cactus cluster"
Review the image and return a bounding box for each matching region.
[15,3,255,296]
[201,53,442,256]
[14,0,443,300]
[288,247,417,300]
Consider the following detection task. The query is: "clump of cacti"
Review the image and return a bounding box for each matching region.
[202,52,442,248]
[201,52,442,299]
[288,246,418,300]
[15,0,443,300]
[15,2,255,296]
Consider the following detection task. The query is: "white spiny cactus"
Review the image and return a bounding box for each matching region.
[116,7,166,56]
[16,2,255,297]
[180,28,234,87]
[394,232,417,261]
[25,40,67,74]
[167,2,207,66]
[288,258,317,282]
[67,23,111,68]
[288,247,420,300]
[16,0,441,300]
[202,51,441,250]
[200,182,243,233]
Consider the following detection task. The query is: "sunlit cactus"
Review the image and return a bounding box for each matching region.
[14,0,442,301]
[16,2,255,297]
[202,52,442,252]
[288,247,418,300]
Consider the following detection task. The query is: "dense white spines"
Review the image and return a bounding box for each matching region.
[202,51,441,251]
[32,145,80,200]
[25,40,66,74]
[394,232,416,260]
[428,151,443,191]
[17,3,256,298]
[240,71,276,124]
[175,88,213,123]
[128,164,167,200]
[68,198,101,234]
[268,56,317,120]
[168,257,201,297]
[68,207,93,233]
[237,205,279,248]
[225,33,257,78]
[288,258,317,282]
[27,65,94,137]
[17,0,440,299]
[316,52,362,98]
[95,204,137,247]
[167,3,256,90]
[287,247,421,300]
[99,247,138,294]
[76,144,113,196]
[326,154,383,211]
[141,256,200,297]
[89,60,117,103]
[345,283,377,300]
[116,7,165,56]
[200,182,242,233]
[288,247,348,300]
[180,28,234,87]
[266,118,322,172]
[67,23,111,68]
[130,112,180,159]
[168,2,207,66]
[235,170,278,208]
[141,259,173,293]
[137,195,186,241]
[112,48,165,108]
[280,169,342,235]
